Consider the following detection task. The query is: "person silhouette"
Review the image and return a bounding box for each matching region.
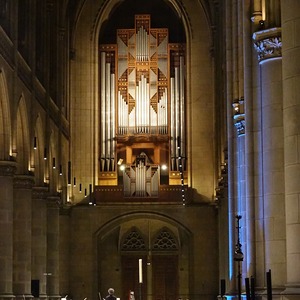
[105,288,117,300]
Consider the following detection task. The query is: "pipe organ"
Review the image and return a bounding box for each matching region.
[123,153,159,197]
[99,14,186,195]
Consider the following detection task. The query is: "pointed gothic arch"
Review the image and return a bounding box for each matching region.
[152,227,178,251]
[120,227,147,252]
[70,0,216,204]
[15,95,30,174]
[0,69,12,160]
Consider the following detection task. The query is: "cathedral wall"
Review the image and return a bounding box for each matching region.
[70,0,217,204]
[69,204,219,300]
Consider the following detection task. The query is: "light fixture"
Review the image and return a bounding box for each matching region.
[67,161,71,186]
[79,183,82,193]
[161,164,167,171]
[89,184,93,205]
[44,148,47,160]
[84,188,87,197]
[59,164,62,176]
[52,157,56,169]
[117,158,123,165]
[73,177,76,187]
[234,215,244,300]
[33,137,37,149]
[120,165,125,171]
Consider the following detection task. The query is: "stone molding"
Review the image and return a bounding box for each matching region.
[234,114,245,136]
[47,194,61,208]
[32,186,49,200]
[232,98,245,136]
[13,174,35,189]
[0,160,17,176]
[252,27,282,62]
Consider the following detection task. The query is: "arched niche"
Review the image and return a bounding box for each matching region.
[0,69,12,160]
[95,213,191,300]
[15,95,30,174]
[69,0,215,202]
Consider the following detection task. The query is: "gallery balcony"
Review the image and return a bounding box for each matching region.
[91,184,192,205]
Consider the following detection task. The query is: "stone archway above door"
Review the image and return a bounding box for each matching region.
[120,225,179,300]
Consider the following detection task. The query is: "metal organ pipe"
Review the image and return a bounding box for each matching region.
[106,62,111,170]
[100,52,106,168]
[111,73,115,169]
[170,78,176,170]
[180,56,185,159]
[118,91,121,134]
[175,67,180,159]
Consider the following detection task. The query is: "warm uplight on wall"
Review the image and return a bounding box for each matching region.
[232,101,240,114]
[67,161,71,185]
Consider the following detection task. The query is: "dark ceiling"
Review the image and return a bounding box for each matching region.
[99,0,186,44]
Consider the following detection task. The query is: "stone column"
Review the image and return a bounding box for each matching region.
[13,174,35,300]
[46,196,61,300]
[281,0,300,295]
[253,27,286,292]
[0,161,17,300]
[58,208,71,297]
[32,187,49,299]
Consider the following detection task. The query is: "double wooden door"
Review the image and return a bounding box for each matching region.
[121,255,178,300]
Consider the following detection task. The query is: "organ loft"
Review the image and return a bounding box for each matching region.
[98,15,187,200]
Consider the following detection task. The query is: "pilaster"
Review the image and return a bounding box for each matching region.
[281,0,300,293]
[0,161,17,300]
[13,174,35,300]
[46,196,61,300]
[32,186,49,299]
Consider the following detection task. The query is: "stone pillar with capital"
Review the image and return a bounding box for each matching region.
[253,27,286,291]
[13,174,35,300]
[0,161,17,300]
[32,186,49,300]
[46,196,61,300]
[281,0,300,296]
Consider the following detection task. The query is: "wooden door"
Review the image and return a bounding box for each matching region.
[152,255,178,300]
[122,255,178,300]
[121,256,147,300]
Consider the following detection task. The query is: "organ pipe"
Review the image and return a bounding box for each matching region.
[111,73,115,170]
[175,67,180,158]
[180,56,186,158]
[100,52,106,160]
[170,77,176,169]
[106,63,111,159]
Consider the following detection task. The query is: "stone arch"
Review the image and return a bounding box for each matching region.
[120,226,147,251]
[96,211,191,299]
[70,0,215,201]
[152,227,179,251]
[15,95,30,174]
[0,69,12,160]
